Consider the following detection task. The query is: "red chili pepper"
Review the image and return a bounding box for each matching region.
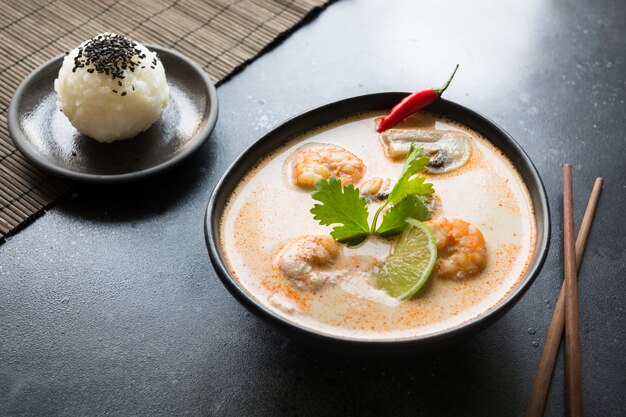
[376,65,459,133]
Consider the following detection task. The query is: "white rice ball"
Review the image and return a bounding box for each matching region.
[54,33,169,143]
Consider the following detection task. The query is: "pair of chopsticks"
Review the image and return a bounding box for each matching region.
[525,166,603,417]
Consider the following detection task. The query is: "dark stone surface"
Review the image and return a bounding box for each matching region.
[1,0,624,415]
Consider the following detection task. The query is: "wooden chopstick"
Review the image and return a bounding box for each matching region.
[525,176,603,417]
[563,163,584,416]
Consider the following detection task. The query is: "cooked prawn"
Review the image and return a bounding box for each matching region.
[426,217,487,280]
[290,143,365,187]
[274,235,343,290]
[360,177,393,202]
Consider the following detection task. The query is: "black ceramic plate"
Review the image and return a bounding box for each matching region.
[8,45,218,183]
[205,94,550,355]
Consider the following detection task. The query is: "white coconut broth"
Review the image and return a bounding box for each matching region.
[220,112,536,340]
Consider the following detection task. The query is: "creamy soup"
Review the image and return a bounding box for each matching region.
[220,112,535,340]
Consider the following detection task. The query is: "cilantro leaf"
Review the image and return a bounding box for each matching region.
[387,145,434,205]
[387,175,434,205]
[310,177,370,246]
[376,194,430,237]
[401,143,429,174]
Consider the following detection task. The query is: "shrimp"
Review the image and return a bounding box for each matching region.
[274,235,343,290]
[290,143,365,188]
[425,217,487,280]
[360,177,393,202]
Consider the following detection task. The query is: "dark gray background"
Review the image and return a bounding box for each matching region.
[1,0,625,415]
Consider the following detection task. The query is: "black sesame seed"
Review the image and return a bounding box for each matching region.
[118,80,122,86]
[121,91,127,96]
[132,85,135,91]
[150,66,155,69]
[112,89,118,93]
[71,33,147,79]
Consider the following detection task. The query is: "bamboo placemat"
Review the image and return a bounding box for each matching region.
[0,0,331,239]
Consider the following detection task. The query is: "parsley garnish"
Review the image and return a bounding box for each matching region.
[310,177,370,246]
[376,194,429,237]
[310,144,434,245]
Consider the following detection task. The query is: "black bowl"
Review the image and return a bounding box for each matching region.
[204,93,550,355]
[8,45,218,183]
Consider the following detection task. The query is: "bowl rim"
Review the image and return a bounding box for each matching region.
[7,44,219,183]
[205,93,551,347]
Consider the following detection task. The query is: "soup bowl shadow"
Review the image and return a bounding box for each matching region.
[204,93,550,355]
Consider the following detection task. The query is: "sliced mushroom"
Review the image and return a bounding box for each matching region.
[268,292,299,314]
[378,129,443,159]
[422,193,442,218]
[360,177,394,202]
[379,129,471,174]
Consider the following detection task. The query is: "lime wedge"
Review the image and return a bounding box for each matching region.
[374,218,437,299]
